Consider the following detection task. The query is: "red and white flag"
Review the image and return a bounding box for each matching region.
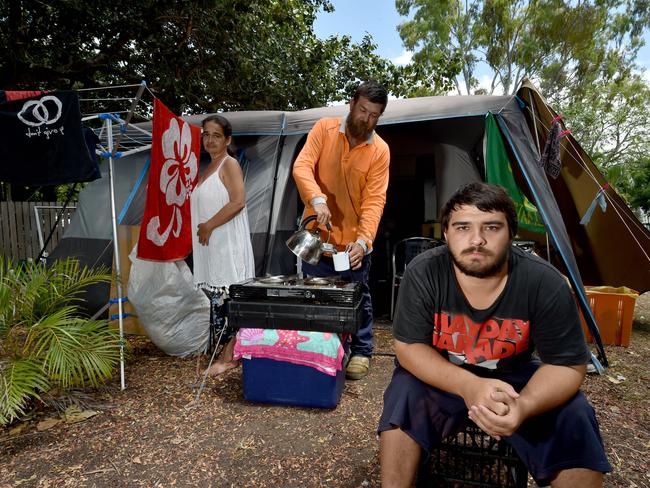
[137,98,200,261]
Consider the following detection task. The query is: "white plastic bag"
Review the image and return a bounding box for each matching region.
[127,245,210,357]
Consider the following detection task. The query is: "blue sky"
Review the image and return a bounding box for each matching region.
[314,0,650,90]
[314,1,409,64]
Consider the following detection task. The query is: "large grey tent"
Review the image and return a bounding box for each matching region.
[55,82,650,362]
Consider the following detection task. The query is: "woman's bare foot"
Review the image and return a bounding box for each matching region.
[205,359,240,377]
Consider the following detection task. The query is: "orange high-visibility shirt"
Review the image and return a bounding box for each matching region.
[292,117,390,251]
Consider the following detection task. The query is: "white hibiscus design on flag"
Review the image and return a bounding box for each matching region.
[146,118,197,246]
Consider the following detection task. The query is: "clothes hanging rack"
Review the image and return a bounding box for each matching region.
[77,83,148,92]
[77,81,154,390]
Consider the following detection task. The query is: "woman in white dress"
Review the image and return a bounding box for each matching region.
[191,115,255,376]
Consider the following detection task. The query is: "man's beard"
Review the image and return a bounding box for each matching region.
[450,245,509,278]
[347,115,374,140]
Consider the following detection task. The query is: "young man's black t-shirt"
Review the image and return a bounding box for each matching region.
[393,245,590,373]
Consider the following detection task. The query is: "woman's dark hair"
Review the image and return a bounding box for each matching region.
[441,182,518,239]
[202,114,232,138]
[353,80,388,112]
[202,114,236,157]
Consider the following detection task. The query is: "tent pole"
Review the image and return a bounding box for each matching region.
[528,95,552,262]
[261,113,286,274]
[529,94,541,155]
[106,117,126,390]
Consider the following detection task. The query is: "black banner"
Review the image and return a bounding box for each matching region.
[0,91,100,185]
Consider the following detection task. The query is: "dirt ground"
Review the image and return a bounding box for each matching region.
[1,294,649,488]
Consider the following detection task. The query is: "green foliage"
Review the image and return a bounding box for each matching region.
[610,157,650,214]
[0,358,50,425]
[396,0,480,94]
[559,73,650,166]
[0,1,440,113]
[626,159,650,214]
[557,72,650,213]
[396,0,649,96]
[0,257,121,426]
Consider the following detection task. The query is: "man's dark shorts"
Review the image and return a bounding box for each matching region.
[377,361,612,486]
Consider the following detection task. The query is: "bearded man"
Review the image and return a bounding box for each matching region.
[292,80,390,380]
[378,182,611,488]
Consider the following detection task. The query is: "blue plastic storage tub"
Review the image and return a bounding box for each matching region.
[242,357,345,408]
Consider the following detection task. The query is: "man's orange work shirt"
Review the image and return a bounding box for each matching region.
[292,117,390,251]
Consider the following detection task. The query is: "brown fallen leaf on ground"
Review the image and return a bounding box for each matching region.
[62,405,100,423]
[36,418,61,431]
[7,422,28,436]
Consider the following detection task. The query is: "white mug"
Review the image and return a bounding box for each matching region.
[332,251,350,271]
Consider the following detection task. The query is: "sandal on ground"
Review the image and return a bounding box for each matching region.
[346,355,370,380]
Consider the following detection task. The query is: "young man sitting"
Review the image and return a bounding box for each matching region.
[378,182,611,488]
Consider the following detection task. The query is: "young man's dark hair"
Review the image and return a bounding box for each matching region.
[353,80,388,112]
[441,182,518,239]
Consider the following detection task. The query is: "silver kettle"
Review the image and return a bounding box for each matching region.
[286,215,335,265]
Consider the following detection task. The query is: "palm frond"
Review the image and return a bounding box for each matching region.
[32,318,121,388]
[37,258,111,317]
[0,256,120,423]
[0,357,50,426]
[27,306,82,355]
[0,265,12,335]
[0,258,45,328]
[0,257,111,324]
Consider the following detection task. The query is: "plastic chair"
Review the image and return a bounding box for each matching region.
[391,237,442,320]
[512,240,536,253]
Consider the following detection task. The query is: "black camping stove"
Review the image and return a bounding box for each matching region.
[230,275,362,305]
[228,275,363,333]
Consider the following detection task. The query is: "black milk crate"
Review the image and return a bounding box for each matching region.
[228,299,362,334]
[416,423,528,488]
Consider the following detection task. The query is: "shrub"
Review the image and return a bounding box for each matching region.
[0,257,121,426]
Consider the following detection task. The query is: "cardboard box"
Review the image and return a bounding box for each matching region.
[579,286,639,347]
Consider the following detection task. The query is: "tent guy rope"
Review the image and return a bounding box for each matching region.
[523,105,650,264]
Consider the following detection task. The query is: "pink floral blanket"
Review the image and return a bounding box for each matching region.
[233,328,345,376]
